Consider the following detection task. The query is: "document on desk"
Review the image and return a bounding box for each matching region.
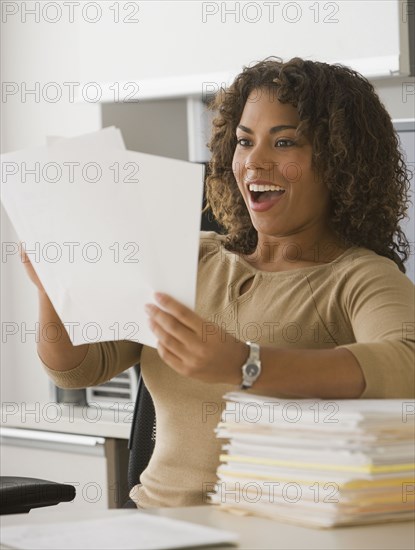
[0,128,204,348]
[0,512,239,549]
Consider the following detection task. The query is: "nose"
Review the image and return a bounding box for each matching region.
[243,142,275,180]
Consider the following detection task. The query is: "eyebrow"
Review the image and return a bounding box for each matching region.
[237,124,297,134]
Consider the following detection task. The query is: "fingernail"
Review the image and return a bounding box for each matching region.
[155,292,165,304]
[144,304,153,315]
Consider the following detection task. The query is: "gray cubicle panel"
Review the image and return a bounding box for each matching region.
[394,120,415,283]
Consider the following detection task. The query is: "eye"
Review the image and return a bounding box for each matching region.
[236,137,252,147]
[276,139,295,148]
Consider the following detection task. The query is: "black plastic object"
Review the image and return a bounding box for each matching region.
[0,476,76,515]
[127,364,156,492]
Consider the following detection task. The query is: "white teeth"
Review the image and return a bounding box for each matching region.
[248,183,285,192]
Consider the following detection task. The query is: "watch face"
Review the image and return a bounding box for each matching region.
[245,363,259,377]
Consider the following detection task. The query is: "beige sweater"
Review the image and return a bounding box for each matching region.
[42,231,415,508]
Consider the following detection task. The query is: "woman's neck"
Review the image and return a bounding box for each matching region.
[242,231,347,272]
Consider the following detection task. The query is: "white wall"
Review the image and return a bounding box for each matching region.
[1,9,101,405]
[375,77,415,119]
[76,0,407,89]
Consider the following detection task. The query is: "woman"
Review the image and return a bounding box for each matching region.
[23,57,414,508]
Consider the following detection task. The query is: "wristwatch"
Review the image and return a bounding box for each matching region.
[240,341,262,390]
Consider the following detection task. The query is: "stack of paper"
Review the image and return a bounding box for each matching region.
[210,392,415,528]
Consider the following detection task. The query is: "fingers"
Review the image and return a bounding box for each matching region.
[153,293,203,335]
[146,294,206,364]
[156,341,183,371]
[146,293,243,384]
[146,302,194,351]
[18,242,28,263]
[146,300,210,378]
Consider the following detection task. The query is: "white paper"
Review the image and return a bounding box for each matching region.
[0,512,238,549]
[46,126,126,151]
[1,129,204,348]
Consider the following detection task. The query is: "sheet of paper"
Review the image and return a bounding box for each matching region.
[1,129,204,348]
[0,512,238,549]
[46,126,126,150]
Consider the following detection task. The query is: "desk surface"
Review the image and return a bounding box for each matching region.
[1,505,414,550]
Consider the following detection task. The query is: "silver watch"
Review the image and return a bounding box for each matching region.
[241,341,261,390]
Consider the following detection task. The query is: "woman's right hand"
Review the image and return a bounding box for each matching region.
[19,243,46,293]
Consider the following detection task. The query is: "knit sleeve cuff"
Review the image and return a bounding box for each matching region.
[337,341,414,398]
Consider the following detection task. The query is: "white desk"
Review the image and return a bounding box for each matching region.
[1,505,414,549]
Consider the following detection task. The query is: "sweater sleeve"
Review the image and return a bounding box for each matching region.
[40,340,143,389]
[336,254,414,398]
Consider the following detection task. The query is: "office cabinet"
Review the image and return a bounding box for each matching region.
[1,426,130,510]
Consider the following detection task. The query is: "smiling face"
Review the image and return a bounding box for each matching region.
[232,87,332,245]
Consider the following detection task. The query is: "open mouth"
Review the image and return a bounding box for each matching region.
[248,183,285,203]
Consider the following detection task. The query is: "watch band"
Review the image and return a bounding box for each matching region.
[240,341,262,390]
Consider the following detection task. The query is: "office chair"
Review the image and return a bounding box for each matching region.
[0,477,76,515]
[124,364,156,507]
[128,365,156,488]
[0,364,156,515]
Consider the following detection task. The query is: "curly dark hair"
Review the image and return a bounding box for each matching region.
[205,56,411,272]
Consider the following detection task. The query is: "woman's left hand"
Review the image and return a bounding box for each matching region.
[145,293,248,384]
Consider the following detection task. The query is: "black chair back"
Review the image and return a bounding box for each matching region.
[127,364,156,492]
